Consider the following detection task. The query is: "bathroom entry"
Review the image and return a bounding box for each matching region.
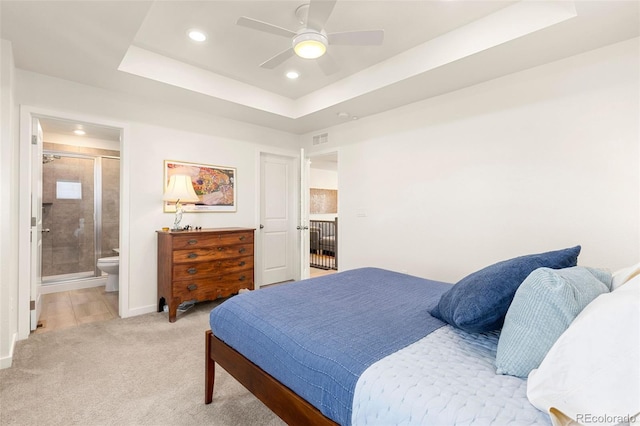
[38,118,120,287]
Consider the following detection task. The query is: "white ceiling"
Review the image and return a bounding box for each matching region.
[37,117,122,143]
[2,1,638,135]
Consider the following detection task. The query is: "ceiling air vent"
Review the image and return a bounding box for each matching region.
[312,133,328,145]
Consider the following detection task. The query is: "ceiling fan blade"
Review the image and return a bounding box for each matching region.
[237,16,296,38]
[328,30,385,46]
[317,53,340,76]
[260,48,295,69]
[307,0,337,31]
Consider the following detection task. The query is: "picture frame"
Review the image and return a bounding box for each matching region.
[163,160,236,212]
[310,188,337,214]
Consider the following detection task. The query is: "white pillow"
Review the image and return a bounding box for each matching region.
[526,275,640,426]
[611,261,640,290]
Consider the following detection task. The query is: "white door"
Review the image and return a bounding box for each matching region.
[299,149,310,279]
[30,118,43,331]
[260,154,297,285]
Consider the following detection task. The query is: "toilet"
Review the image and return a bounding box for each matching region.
[97,256,119,292]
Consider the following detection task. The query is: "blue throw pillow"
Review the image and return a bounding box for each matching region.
[495,266,610,377]
[430,246,581,333]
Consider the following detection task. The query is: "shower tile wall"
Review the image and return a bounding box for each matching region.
[101,157,120,258]
[42,143,120,279]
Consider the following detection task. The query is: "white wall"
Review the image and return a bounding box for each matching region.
[310,168,338,190]
[0,39,20,368]
[13,71,300,320]
[125,124,261,312]
[305,38,640,283]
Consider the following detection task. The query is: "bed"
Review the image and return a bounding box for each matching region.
[205,255,640,425]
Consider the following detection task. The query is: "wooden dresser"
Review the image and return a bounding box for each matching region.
[157,227,255,322]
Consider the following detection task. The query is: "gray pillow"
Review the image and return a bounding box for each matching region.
[495,266,610,377]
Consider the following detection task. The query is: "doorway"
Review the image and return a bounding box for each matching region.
[38,118,121,288]
[308,151,338,275]
[18,107,128,339]
[37,119,121,332]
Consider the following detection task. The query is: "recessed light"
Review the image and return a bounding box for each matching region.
[73,129,86,136]
[286,71,299,79]
[187,29,207,42]
[337,112,350,119]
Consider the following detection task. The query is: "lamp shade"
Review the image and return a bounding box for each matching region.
[163,174,199,203]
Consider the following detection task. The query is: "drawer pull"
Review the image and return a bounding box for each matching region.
[187,253,198,259]
[238,247,246,254]
[239,261,246,266]
[188,239,198,245]
[239,276,246,281]
[239,235,246,241]
[187,284,198,291]
[187,267,197,274]
[217,247,225,252]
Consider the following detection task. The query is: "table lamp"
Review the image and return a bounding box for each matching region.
[163,174,199,231]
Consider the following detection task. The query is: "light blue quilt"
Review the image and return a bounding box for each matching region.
[209,267,450,425]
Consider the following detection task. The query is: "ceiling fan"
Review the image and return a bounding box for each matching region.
[236,0,384,75]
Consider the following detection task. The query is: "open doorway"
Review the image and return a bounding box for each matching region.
[18,107,128,339]
[39,118,121,285]
[308,152,338,278]
[35,117,121,333]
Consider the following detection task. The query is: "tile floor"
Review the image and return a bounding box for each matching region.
[34,286,119,334]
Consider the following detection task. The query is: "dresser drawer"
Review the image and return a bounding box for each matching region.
[171,232,253,250]
[172,256,253,280]
[172,244,253,263]
[173,271,254,300]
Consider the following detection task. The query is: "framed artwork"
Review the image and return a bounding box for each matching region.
[310,188,337,214]
[164,160,236,212]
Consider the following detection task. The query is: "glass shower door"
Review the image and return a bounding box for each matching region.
[42,154,96,283]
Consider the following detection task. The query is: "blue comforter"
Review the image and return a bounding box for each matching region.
[209,267,450,425]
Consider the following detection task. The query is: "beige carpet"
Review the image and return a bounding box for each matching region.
[0,300,285,426]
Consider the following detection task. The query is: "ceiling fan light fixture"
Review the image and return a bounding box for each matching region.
[293,32,327,59]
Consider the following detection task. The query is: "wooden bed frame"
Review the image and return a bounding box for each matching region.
[205,330,338,425]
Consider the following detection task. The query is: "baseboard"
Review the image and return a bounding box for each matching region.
[40,277,107,294]
[123,304,157,319]
[0,332,17,369]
